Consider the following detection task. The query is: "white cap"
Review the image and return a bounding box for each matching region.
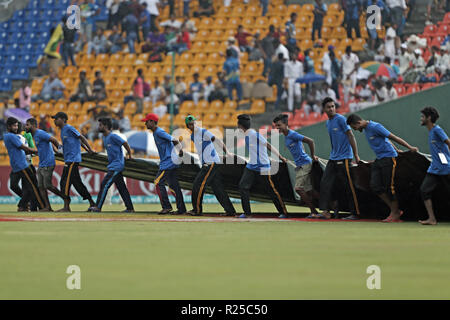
[401,43,407,49]
[414,48,422,55]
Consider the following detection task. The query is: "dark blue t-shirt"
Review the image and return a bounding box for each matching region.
[34,129,55,167]
[327,114,353,160]
[285,130,312,167]
[61,124,82,163]
[427,125,450,175]
[153,127,177,170]
[104,133,126,172]
[364,121,398,160]
[4,132,29,173]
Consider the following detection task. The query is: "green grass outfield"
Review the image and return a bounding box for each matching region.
[1,203,450,299]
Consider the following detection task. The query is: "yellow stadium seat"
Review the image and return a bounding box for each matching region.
[323,15,338,28]
[340,38,353,48]
[269,16,283,28]
[202,65,217,76]
[125,101,137,115]
[143,101,153,114]
[352,38,366,51]
[209,29,224,41]
[217,6,232,17]
[103,77,115,89]
[241,17,255,30]
[212,17,227,29]
[301,38,313,49]
[95,53,109,67]
[179,100,196,114]
[109,90,124,101]
[224,100,237,112]
[175,65,190,77]
[191,41,206,53]
[202,112,217,126]
[29,102,40,116]
[332,26,347,40]
[226,17,241,29]
[327,38,340,48]
[189,65,204,75]
[54,101,67,113]
[246,5,259,17]
[64,66,78,78]
[328,3,340,12]
[248,99,265,115]
[80,54,95,67]
[67,102,82,115]
[216,112,235,127]
[195,100,209,114]
[206,52,223,66]
[196,29,210,40]
[255,17,268,29]
[114,77,131,90]
[231,5,245,17]
[302,3,314,12]
[123,53,137,66]
[198,17,213,30]
[192,52,208,65]
[105,66,120,77]
[209,100,223,113]
[295,15,310,28]
[320,26,332,40]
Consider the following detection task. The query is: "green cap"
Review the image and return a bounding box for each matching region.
[185,115,197,125]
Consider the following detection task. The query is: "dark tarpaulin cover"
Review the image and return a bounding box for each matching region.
[55,151,450,220]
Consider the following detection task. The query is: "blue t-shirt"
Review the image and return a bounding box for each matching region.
[313,3,327,23]
[104,133,126,172]
[346,0,360,20]
[4,132,29,173]
[427,125,450,175]
[364,121,398,160]
[285,129,312,167]
[140,10,151,28]
[34,129,55,168]
[327,114,353,160]
[191,128,220,165]
[61,124,82,163]
[245,129,271,171]
[190,81,203,93]
[223,57,240,83]
[153,127,177,170]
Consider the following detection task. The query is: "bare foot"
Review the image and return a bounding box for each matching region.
[40,207,54,212]
[419,219,437,225]
[57,207,71,212]
[320,211,331,219]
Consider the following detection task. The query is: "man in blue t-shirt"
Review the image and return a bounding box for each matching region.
[419,107,450,225]
[52,112,96,212]
[318,97,361,220]
[273,114,320,217]
[312,0,327,41]
[223,49,243,101]
[25,118,69,212]
[237,114,288,218]
[346,114,419,222]
[185,115,236,216]
[3,117,44,211]
[142,113,186,215]
[88,118,134,213]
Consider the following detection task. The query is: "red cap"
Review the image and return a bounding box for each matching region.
[141,113,159,122]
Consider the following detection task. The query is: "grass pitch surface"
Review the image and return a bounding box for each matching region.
[1,203,449,299]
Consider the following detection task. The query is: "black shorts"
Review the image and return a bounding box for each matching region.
[420,173,450,201]
[370,157,397,199]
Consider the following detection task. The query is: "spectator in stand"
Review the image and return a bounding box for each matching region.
[61,15,78,67]
[160,13,182,30]
[87,28,108,55]
[274,38,289,61]
[438,45,450,73]
[349,78,374,112]
[129,0,144,20]
[285,13,297,52]
[93,70,107,102]
[385,80,398,101]
[304,85,321,115]
[145,0,160,32]
[0,98,10,138]
[322,45,334,86]
[330,50,342,100]
[19,81,31,112]
[39,114,54,135]
[150,79,166,104]
[344,0,361,39]
[226,37,242,61]
[223,49,242,102]
[284,52,303,112]
[204,76,215,102]
[260,0,269,16]
[107,25,126,54]
[183,0,191,17]
[269,53,286,110]
[165,0,175,16]
[174,76,187,102]
[208,72,228,102]
[365,0,385,51]
[341,45,360,103]
[80,0,100,43]
[249,33,264,61]
[260,26,276,77]
[140,2,152,42]
[384,23,398,62]
[123,10,139,53]
[235,25,253,53]
[175,24,191,53]
[312,0,327,42]
[373,79,388,104]
[31,70,65,102]
[188,73,204,105]
[426,45,442,73]
[193,0,214,17]
[410,48,426,72]
[318,81,337,102]
[304,49,315,74]
[386,0,407,35]
[71,71,93,103]
[132,69,145,115]
[143,28,167,54]
[106,0,121,29]
[182,16,197,38]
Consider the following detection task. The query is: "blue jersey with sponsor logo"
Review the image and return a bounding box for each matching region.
[326,114,353,160]
[285,129,312,167]
[364,121,398,159]
[427,125,450,175]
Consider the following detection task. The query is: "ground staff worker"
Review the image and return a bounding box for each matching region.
[318,97,361,220]
[185,115,236,217]
[346,114,418,222]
